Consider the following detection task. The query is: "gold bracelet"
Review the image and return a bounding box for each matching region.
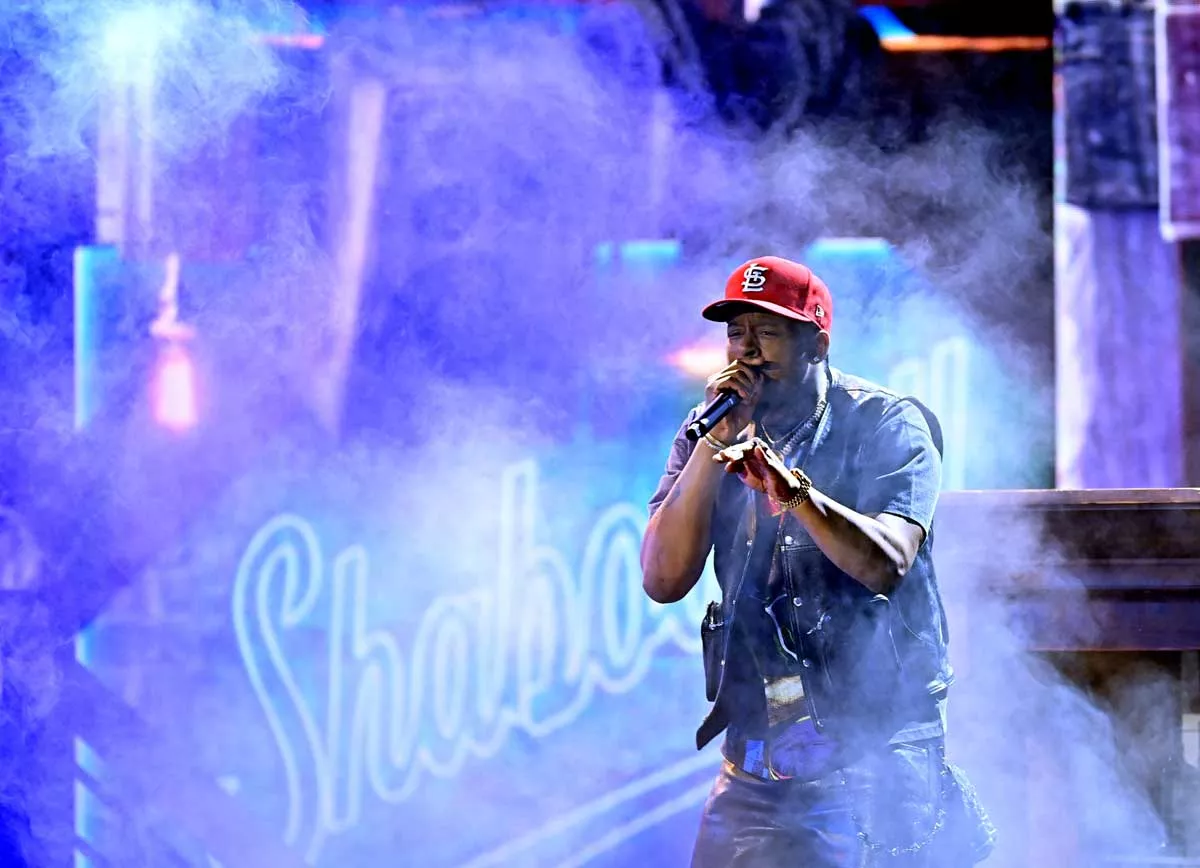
[774,468,812,513]
[701,432,731,451]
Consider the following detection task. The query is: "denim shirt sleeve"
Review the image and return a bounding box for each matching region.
[855,399,942,534]
[648,408,702,518]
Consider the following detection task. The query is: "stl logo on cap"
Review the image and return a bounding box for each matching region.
[741,263,769,293]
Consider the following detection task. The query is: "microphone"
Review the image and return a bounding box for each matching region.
[685,391,742,443]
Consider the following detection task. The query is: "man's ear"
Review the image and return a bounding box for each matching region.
[814,330,830,362]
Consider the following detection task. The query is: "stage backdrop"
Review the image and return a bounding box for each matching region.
[71,236,1053,868]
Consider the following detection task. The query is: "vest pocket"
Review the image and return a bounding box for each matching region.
[700,600,725,702]
[780,545,904,726]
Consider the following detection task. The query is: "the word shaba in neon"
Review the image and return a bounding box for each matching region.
[232,460,705,864]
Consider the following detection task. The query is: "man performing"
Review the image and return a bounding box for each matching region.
[641,256,990,866]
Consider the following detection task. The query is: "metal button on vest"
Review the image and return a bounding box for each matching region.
[801,658,813,668]
[784,535,794,544]
[793,597,803,607]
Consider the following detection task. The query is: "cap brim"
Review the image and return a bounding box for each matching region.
[701,298,820,325]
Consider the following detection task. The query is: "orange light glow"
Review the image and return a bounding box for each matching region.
[149,252,198,432]
[251,33,325,49]
[881,35,1050,53]
[153,343,198,432]
[668,344,726,380]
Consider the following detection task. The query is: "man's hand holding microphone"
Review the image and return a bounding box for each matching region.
[688,359,763,446]
[696,361,809,513]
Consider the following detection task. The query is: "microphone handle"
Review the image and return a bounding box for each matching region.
[684,391,741,443]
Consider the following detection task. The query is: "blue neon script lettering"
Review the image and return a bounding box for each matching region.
[886,338,970,490]
[232,460,704,864]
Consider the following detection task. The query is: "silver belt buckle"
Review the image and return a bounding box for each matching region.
[764,674,807,729]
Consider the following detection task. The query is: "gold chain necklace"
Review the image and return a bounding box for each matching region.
[760,397,826,458]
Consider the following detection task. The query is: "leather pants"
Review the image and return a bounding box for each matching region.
[691,739,944,868]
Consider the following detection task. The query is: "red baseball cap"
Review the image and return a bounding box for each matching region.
[701,256,833,334]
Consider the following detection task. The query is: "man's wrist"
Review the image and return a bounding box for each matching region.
[772,468,813,515]
[704,424,746,449]
[709,420,749,446]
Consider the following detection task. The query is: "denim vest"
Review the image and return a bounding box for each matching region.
[664,369,954,752]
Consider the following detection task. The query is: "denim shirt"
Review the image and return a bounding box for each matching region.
[648,367,954,753]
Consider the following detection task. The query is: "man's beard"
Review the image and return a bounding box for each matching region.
[759,376,792,405]
[757,375,816,424]
[756,378,788,414]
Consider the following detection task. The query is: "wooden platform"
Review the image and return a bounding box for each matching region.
[937,488,1200,651]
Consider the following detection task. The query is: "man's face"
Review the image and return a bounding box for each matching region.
[725,311,816,407]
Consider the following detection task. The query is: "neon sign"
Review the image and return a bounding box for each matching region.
[886,336,971,489]
[233,460,711,864]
